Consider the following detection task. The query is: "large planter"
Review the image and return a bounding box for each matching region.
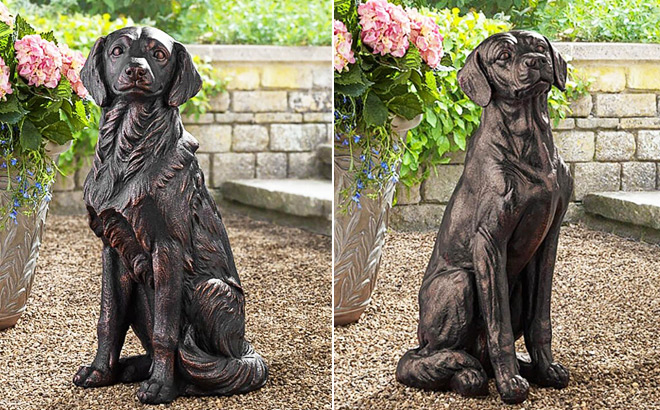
[334,115,422,326]
[0,141,71,330]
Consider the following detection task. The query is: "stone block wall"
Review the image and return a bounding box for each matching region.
[51,45,332,214]
[392,42,660,230]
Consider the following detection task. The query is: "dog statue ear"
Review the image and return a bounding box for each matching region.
[81,36,110,107]
[168,43,203,107]
[457,50,491,107]
[544,36,567,91]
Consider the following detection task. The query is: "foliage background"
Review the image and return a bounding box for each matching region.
[397,8,589,188]
[404,0,660,44]
[5,0,331,173]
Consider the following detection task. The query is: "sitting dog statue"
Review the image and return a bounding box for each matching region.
[74,27,267,404]
[396,31,571,404]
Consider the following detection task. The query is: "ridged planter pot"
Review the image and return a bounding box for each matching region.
[0,141,71,330]
[334,115,422,326]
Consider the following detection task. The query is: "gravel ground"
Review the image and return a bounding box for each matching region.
[335,224,660,409]
[0,213,331,410]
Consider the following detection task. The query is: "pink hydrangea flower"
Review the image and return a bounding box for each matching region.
[334,20,356,72]
[407,8,444,69]
[0,2,12,27]
[15,34,62,89]
[358,0,411,58]
[59,44,89,98]
[0,56,12,101]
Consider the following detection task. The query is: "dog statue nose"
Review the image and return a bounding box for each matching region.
[523,56,545,69]
[125,66,147,80]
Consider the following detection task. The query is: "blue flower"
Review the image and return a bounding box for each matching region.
[0,162,6,169]
[342,139,349,146]
[357,180,364,190]
[10,158,17,166]
[393,143,399,152]
[353,135,361,143]
[334,111,340,119]
[15,176,21,182]
[381,161,389,171]
[35,182,42,190]
[9,209,17,219]
[46,166,52,173]
[0,139,6,145]
[367,172,374,180]
[23,192,29,199]
[27,170,34,177]
[44,193,52,202]
[371,148,379,155]
[359,154,366,161]
[391,174,399,183]
[13,199,20,208]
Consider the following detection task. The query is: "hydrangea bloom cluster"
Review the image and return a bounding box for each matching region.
[0,57,12,101]
[15,34,63,89]
[0,2,12,27]
[334,20,356,72]
[59,44,89,98]
[358,0,411,58]
[407,8,444,68]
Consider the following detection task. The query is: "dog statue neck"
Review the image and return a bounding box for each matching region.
[487,94,551,136]
[91,98,182,188]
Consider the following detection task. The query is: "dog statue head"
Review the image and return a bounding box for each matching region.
[457,30,567,107]
[81,26,202,108]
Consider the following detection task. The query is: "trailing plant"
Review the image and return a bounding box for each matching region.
[0,5,90,229]
[399,8,589,188]
[334,0,448,208]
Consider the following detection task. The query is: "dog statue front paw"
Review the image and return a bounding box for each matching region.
[532,362,570,389]
[496,374,529,404]
[137,378,178,404]
[73,364,117,388]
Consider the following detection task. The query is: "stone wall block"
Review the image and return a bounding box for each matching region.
[637,130,660,160]
[289,91,331,112]
[595,131,635,161]
[232,125,269,152]
[622,162,656,191]
[221,66,261,90]
[554,131,595,162]
[187,125,232,153]
[288,152,319,178]
[212,153,255,187]
[270,124,326,151]
[422,165,463,203]
[256,153,287,179]
[627,64,660,90]
[262,64,313,89]
[569,94,593,117]
[396,183,421,205]
[573,162,621,200]
[594,94,656,117]
[233,91,288,112]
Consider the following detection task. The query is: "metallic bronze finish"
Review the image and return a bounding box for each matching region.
[396,31,571,405]
[74,27,267,404]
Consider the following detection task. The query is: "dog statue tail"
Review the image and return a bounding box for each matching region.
[396,347,488,397]
[177,278,268,396]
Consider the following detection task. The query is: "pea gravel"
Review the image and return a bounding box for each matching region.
[0,213,331,410]
[334,224,660,409]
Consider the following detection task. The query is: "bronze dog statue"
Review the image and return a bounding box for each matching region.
[396,31,571,404]
[74,27,267,404]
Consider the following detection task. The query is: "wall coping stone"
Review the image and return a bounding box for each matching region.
[185,45,331,62]
[554,42,660,61]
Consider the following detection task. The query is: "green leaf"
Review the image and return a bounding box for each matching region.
[363,92,388,127]
[41,120,74,145]
[335,81,369,97]
[0,111,25,124]
[387,94,423,120]
[14,15,36,39]
[19,120,41,150]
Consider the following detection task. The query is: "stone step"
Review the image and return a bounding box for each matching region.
[221,179,332,235]
[316,143,332,180]
[583,191,660,243]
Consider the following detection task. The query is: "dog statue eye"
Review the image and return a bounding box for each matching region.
[111,46,123,56]
[536,45,546,53]
[498,51,511,60]
[154,50,166,60]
